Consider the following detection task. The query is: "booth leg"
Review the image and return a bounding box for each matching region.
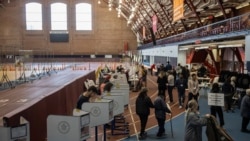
[95,126,98,141]
[103,125,106,141]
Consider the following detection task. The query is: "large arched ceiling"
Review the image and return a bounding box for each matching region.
[101,0,250,44]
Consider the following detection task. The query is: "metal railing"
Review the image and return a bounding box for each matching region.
[139,12,250,49]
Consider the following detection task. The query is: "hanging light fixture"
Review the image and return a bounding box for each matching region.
[98,0,101,4]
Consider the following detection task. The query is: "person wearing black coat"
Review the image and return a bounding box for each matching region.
[175,73,187,108]
[157,71,167,96]
[154,94,171,137]
[222,77,234,112]
[135,87,154,139]
[210,83,225,127]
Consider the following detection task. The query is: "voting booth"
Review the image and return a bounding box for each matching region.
[102,92,129,136]
[110,89,129,106]
[47,111,90,141]
[0,117,30,141]
[82,99,114,127]
[103,93,125,116]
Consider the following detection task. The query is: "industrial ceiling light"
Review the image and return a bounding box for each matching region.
[179,47,189,51]
[195,46,209,50]
[218,44,244,48]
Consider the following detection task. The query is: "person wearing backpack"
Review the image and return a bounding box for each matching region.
[240,89,250,133]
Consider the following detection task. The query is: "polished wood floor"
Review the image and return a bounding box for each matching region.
[89,74,186,141]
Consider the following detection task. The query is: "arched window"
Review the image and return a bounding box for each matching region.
[25,2,42,30]
[76,3,92,30]
[51,3,67,30]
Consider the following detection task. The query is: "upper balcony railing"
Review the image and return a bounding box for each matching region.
[139,12,250,49]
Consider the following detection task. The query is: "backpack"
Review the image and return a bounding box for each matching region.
[206,115,234,141]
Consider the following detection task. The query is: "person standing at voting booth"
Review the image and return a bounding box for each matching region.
[154,94,171,137]
[210,83,225,127]
[76,86,99,110]
[240,89,250,133]
[186,73,199,110]
[135,88,154,139]
[184,100,209,141]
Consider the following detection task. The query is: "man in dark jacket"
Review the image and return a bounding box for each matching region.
[154,94,171,137]
[241,89,250,133]
[136,88,154,139]
[175,73,187,108]
[222,77,234,112]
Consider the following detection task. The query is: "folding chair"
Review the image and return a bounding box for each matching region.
[166,103,173,137]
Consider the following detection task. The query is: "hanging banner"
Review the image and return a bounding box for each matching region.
[124,42,128,52]
[173,0,184,22]
[152,15,158,33]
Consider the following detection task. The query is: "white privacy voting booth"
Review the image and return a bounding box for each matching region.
[110,89,129,106]
[82,99,113,127]
[47,111,90,141]
[103,93,125,116]
[0,117,30,141]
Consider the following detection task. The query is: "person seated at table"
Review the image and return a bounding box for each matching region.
[197,64,207,77]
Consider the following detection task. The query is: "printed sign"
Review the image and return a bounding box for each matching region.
[208,93,224,106]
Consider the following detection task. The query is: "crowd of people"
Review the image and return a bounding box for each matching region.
[75,62,250,140]
[135,61,250,140]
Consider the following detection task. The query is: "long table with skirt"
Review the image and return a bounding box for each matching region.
[0,69,95,141]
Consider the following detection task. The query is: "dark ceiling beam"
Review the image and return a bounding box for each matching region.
[217,0,227,19]
[138,9,152,40]
[180,19,188,31]
[185,0,203,26]
[144,0,168,36]
[156,0,177,34]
